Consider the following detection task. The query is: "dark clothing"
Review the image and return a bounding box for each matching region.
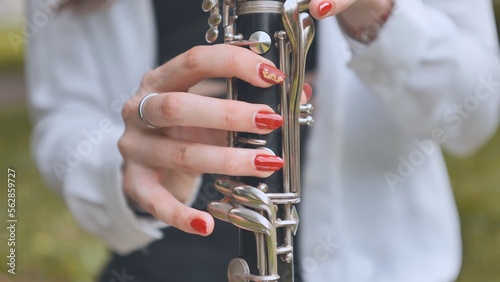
[99,175,239,282]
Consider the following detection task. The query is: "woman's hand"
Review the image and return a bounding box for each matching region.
[118,44,298,236]
[309,0,394,43]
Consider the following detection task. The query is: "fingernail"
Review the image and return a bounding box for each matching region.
[190,218,207,234]
[259,63,285,84]
[303,83,313,100]
[319,1,333,17]
[254,155,284,171]
[255,111,283,130]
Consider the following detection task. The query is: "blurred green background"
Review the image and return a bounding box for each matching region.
[0,14,108,282]
[1,1,500,282]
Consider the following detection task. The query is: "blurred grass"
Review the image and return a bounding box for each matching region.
[0,2,500,281]
[0,23,109,282]
[0,105,108,282]
[0,21,108,282]
[0,26,24,72]
[447,136,500,282]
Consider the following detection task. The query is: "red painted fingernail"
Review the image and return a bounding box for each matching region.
[255,111,283,130]
[303,83,313,100]
[259,63,285,84]
[319,1,333,17]
[190,218,207,234]
[254,155,284,171]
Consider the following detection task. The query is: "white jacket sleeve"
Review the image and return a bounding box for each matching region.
[26,0,178,254]
[345,0,500,156]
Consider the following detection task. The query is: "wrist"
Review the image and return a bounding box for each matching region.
[337,0,394,44]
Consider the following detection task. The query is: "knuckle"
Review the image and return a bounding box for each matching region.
[183,46,205,71]
[143,193,185,227]
[160,94,183,123]
[141,68,166,91]
[141,70,157,89]
[168,204,184,228]
[221,102,240,129]
[221,151,242,175]
[144,197,161,218]
[117,134,132,157]
[226,46,241,67]
[170,144,191,170]
[121,100,134,120]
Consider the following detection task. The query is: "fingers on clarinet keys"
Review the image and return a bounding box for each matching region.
[202,0,221,43]
[300,103,314,126]
[138,93,161,129]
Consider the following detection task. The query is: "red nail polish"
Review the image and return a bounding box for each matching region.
[255,111,283,130]
[190,218,207,234]
[254,155,284,171]
[303,83,313,100]
[259,63,285,84]
[319,1,333,17]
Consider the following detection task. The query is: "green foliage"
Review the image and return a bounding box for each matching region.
[0,26,24,72]
[447,133,500,282]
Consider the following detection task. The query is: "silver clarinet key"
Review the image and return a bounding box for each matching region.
[208,12,222,26]
[202,0,218,12]
[202,0,221,43]
[205,26,219,43]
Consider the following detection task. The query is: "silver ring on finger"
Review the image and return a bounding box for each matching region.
[138,93,160,129]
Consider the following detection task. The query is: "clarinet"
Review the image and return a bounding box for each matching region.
[203,1,314,281]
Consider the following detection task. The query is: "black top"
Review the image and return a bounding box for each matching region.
[154,0,222,64]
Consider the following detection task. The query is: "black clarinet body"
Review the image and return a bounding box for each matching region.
[237,5,285,279]
[203,1,314,281]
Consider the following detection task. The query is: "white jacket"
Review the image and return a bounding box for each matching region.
[27,0,500,281]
